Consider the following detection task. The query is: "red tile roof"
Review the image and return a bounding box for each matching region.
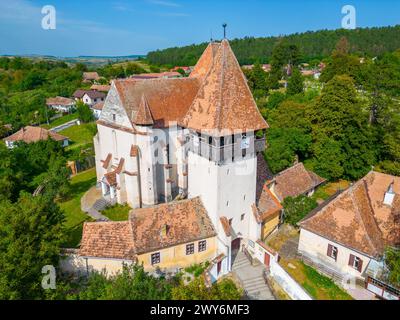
[46,96,75,106]
[83,72,100,81]
[181,40,268,135]
[299,171,400,258]
[92,102,104,110]
[113,77,201,128]
[4,126,68,144]
[90,84,111,92]
[271,163,326,201]
[256,185,282,222]
[79,197,216,259]
[108,40,269,132]
[133,94,154,125]
[220,216,231,237]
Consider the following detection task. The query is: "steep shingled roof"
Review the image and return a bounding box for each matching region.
[106,40,269,132]
[299,171,400,258]
[271,163,326,201]
[181,40,268,135]
[133,94,154,125]
[113,77,201,128]
[79,197,216,259]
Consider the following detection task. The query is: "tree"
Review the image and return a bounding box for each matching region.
[282,195,318,225]
[287,67,304,95]
[308,75,376,180]
[384,247,400,287]
[0,193,65,299]
[76,101,93,123]
[172,277,242,300]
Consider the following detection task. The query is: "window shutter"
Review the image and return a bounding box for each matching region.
[357,258,363,272]
[348,254,355,266]
[327,244,332,257]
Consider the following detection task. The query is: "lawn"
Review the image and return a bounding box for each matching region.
[59,122,97,152]
[101,204,131,221]
[59,168,96,248]
[280,258,353,300]
[41,113,78,129]
[312,180,350,202]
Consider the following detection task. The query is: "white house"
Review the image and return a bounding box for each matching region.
[73,89,106,107]
[298,171,400,299]
[46,96,76,113]
[92,102,104,119]
[88,40,272,277]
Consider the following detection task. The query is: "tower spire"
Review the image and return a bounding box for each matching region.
[222,23,227,39]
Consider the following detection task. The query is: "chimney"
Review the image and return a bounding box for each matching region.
[383,182,395,206]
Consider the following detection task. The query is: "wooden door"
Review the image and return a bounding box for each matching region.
[264,253,270,267]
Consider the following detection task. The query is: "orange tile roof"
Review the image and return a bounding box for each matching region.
[130,145,139,157]
[4,126,68,144]
[83,72,100,81]
[133,94,154,125]
[104,171,117,186]
[113,77,201,128]
[90,84,111,92]
[299,171,400,258]
[80,221,136,260]
[109,40,268,132]
[181,40,268,135]
[256,185,282,222]
[272,163,326,201]
[102,153,112,169]
[79,197,216,259]
[220,216,231,237]
[92,102,104,110]
[46,96,75,106]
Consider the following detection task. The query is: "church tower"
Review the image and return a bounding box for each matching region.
[181,40,268,267]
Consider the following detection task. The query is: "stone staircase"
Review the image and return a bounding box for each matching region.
[232,252,275,300]
[93,198,109,212]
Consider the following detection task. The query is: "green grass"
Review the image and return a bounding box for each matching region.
[101,204,131,221]
[59,168,97,248]
[312,180,350,202]
[59,122,97,152]
[42,113,78,129]
[281,258,353,300]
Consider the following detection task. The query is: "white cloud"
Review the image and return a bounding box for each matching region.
[148,0,181,8]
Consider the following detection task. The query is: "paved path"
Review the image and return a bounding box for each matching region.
[81,186,109,221]
[232,252,275,300]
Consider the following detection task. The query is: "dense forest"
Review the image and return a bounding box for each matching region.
[147,25,400,66]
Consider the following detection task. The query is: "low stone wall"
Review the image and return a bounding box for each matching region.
[50,119,80,133]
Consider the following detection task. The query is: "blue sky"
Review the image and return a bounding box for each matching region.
[0,0,399,56]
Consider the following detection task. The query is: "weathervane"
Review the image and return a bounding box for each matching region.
[222,23,227,39]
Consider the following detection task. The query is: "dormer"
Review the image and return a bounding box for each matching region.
[383,182,395,206]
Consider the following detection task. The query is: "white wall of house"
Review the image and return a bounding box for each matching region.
[82,93,104,107]
[49,104,75,113]
[298,228,372,279]
[60,253,133,277]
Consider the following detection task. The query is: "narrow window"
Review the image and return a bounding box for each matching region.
[349,254,363,272]
[112,113,116,122]
[241,214,245,221]
[198,240,207,252]
[186,243,195,255]
[226,201,229,207]
[151,252,160,265]
[327,244,338,261]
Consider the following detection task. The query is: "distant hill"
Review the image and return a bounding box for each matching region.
[147,25,400,66]
[0,54,146,67]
